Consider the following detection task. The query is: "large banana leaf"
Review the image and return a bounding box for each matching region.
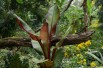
[46,5,60,36]
[40,22,50,59]
[11,12,40,41]
[8,11,42,50]
[53,48,64,68]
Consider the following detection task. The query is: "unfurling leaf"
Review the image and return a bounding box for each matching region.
[46,5,60,36]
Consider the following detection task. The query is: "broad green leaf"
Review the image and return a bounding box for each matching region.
[46,5,60,35]
[53,48,64,68]
[16,0,23,4]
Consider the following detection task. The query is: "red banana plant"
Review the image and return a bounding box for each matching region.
[10,5,60,60]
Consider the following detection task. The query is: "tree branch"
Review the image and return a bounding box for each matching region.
[0,37,32,48]
[51,31,94,46]
[0,31,94,48]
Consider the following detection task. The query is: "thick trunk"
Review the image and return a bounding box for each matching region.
[0,31,94,48]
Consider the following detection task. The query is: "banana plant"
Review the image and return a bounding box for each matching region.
[8,5,64,68]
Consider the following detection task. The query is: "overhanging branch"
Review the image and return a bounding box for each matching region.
[0,31,94,48]
[0,37,32,48]
[51,31,94,46]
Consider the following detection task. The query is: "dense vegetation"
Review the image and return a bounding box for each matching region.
[0,0,103,68]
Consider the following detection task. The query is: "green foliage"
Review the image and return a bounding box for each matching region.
[87,0,92,15]
[0,0,48,38]
[55,0,65,8]
[87,51,103,64]
[0,0,17,38]
[4,53,29,68]
[16,0,23,4]
[0,48,41,68]
[10,3,67,67]
[58,6,84,35]
[0,18,17,38]
[0,49,9,68]
[0,0,103,68]
[95,0,103,30]
[53,48,64,68]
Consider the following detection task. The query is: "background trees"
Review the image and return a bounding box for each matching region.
[0,0,48,38]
